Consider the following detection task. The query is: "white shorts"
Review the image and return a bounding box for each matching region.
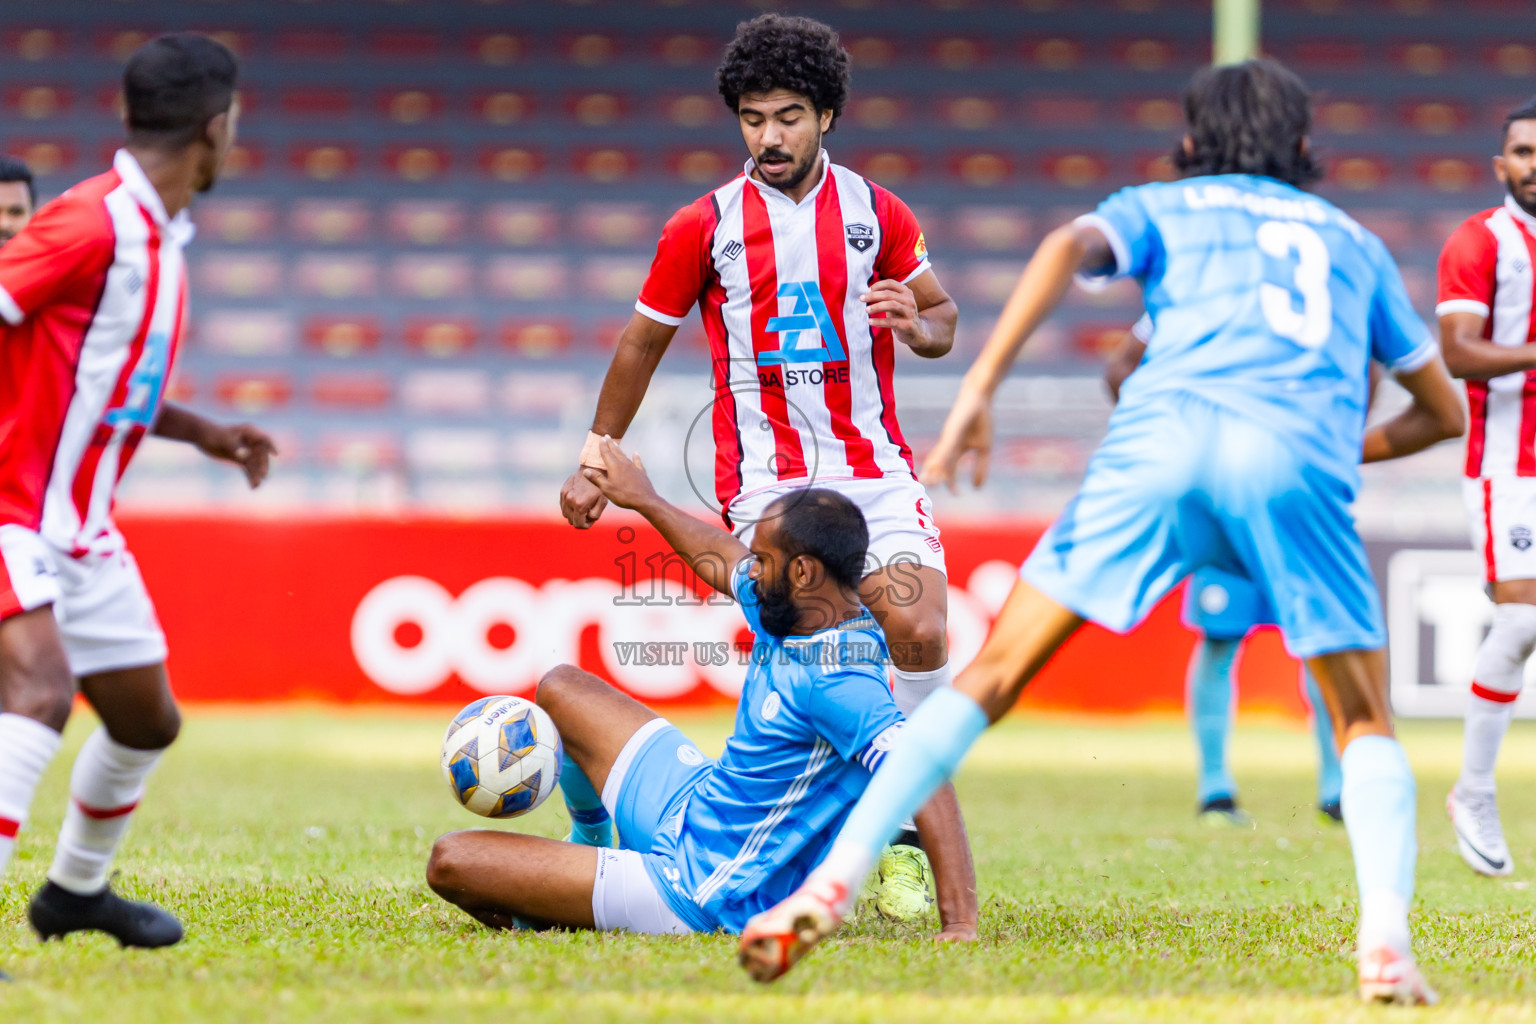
[0,525,168,676]
[1465,476,1536,584]
[727,475,947,577]
[590,847,691,935]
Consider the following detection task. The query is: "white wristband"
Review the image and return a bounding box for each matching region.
[579,430,618,469]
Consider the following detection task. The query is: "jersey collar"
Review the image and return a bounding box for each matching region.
[742,149,831,208]
[1504,194,1536,235]
[113,149,196,244]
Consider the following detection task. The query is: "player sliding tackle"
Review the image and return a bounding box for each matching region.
[427,438,977,940]
[739,60,1466,1006]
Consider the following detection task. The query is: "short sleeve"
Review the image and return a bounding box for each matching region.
[807,664,904,764]
[1130,312,1153,343]
[1369,238,1437,373]
[635,201,712,326]
[1435,216,1496,320]
[872,186,931,285]
[730,557,765,635]
[1075,185,1160,289]
[0,195,113,326]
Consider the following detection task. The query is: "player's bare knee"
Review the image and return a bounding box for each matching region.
[3,658,75,731]
[426,833,471,899]
[115,706,181,751]
[536,664,600,714]
[887,611,948,670]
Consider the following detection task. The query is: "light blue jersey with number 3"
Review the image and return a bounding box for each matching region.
[1082,174,1435,489]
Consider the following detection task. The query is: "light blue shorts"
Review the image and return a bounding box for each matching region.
[1181,566,1275,641]
[601,719,714,853]
[1022,392,1384,658]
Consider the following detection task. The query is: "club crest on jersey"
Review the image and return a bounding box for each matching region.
[846,223,874,253]
[1513,525,1533,552]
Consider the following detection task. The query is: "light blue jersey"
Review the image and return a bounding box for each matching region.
[1024,174,1437,657]
[1084,174,1435,489]
[635,560,903,933]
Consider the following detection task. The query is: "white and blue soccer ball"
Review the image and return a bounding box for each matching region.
[440,696,563,818]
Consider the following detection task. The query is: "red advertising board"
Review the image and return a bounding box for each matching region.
[117,514,1309,717]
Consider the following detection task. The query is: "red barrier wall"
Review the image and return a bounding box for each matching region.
[117,514,1308,717]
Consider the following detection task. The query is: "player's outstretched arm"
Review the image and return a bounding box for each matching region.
[560,313,681,529]
[1439,311,1536,380]
[1361,356,1466,463]
[152,402,277,488]
[922,222,1113,493]
[582,436,747,596]
[912,781,978,942]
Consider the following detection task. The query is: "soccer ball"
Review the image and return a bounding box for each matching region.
[440,696,563,818]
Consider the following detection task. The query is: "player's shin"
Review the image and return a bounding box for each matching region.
[1187,639,1239,803]
[0,713,64,874]
[559,753,612,848]
[813,688,988,907]
[1340,734,1417,955]
[47,728,163,894]
[1460,603,1536,795]
[1302,669,1343,807]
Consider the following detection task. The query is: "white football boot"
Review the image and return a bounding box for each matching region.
[737,875,851,983]
[1447,786,1513,877]
[1358,946,1438,1005]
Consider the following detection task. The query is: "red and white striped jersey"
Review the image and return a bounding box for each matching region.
[0,149,192,555]
[1438,196,1536,479]
[635,152,931,518]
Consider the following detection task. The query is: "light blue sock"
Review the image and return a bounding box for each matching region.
[1189,638,1239,803]
[559,753,612,848]
[1303,668,1342,806]
[837,688,989,858]
[1340,734,1416,951]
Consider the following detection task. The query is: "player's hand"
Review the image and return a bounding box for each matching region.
[581,436,658,512]
[196,422,277,488]
[919,385,994,494]
[862,278,921,343]
[560,469,609,529]
[932,922,978,944]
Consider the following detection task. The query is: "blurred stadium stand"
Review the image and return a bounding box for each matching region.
[0,0,1506,533]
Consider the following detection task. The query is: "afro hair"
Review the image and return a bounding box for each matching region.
[716,14,851,131]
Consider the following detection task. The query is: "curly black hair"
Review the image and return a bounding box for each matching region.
[716,14,850,132]
[1174,59,1323,187]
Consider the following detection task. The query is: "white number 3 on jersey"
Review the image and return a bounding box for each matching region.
[1256,220,1332,350]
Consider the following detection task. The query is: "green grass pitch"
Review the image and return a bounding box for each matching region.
[3,707,1536,1022]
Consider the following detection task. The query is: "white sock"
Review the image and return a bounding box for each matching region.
[1460,603,1536,795]
[0,712,64,874]
[47,728,164,895]
[1359,889,1410,956]
[892,663,952,718]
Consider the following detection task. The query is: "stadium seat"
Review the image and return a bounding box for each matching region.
[293,254,379,299]
[854,151,920,185]
[276,29,350,61]
[500,320,574,359]
[1124,97,1182,132]
[290,144,360,181]
[386,200,466,245]
[568,92,629,128]
[1402,100,1467,135]
[385,146,451,183]
[195,253,285,299]
[2,84,71,120]
[1326,154,1390,191]
[401,370,492,415]
[483,256,570,301]
[380,90,443,125]
[197,199,278,244]
[1416,156,1481,192]
[311,373,394,410]
[469,31,526,66]
[214,373,295,414]
[1490,43,1536,77]
[290,199,373,245]
[844,36,898,70]
[369,30,440,61]
[474,91,535,126]
[947,151,1014,188]
[669,149,734,185]
[1021,37,1084,71]
[1351,209,1416,250]
[392,256,473,300]
[574,148,639,183]
[930,37,989,72]
[405,318,479,357]
[304,316,383,358]
[317,432,401,471]
[1391,42,1451,76]
[481,202,560,247]
[198,311,293,356]
[1134,152,1178,182]
[3,139,76,177]
[4,28,66,62]
[848,96,908,131]
[1113,38,1183,72]
[1043,152,1109,189]
[220,143,265,181]
[1315,99,1375,136]
[566,33,620,67]
[281,88,354,119]
[96,29,152,63]
[575,203,659,248]
[1284,39,1367,71]
[667,93,724,130]
[951,206,1032,252]
[479,146,545,183]
[656,33,720,68]
[940,96,1003,131]
[583,258,651,304]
